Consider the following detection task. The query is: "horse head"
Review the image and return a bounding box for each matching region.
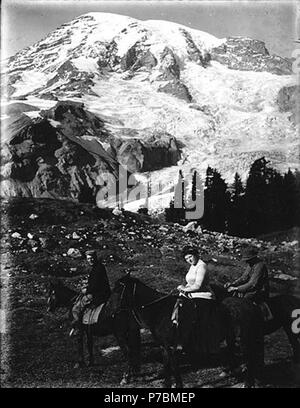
[46,278,77,312]
[112,273,141,312]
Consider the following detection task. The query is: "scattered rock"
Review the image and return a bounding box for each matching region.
[67,248,82,258]
[273,273,298,281]
[11,232,22,239]
[39,236,57,249]
[28,239,39,248]
[182,221,198,233]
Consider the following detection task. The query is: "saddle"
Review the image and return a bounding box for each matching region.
[82,304,105,325]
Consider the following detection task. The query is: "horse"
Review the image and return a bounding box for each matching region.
[112,274,265,388]
[212,283,300,366]
[46,278,141,385]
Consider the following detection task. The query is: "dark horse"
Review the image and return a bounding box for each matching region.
[47,279,141,384]
[112,274,265,388]
[212,284,300,367]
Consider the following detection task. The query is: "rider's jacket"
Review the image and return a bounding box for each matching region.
[234,260,269,303]
[86,261,111,306]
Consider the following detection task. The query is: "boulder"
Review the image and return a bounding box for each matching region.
[11,232,22,239]
[67,248,82,258]
[182,221,198,233]
[211,37,292,75]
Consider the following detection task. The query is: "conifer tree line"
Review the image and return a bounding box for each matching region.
[165,157,300,238]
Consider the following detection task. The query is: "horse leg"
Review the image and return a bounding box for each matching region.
[170,348,183,388]
[219,320,241,379]
[117,334,133,386]
[161,346,173,388]
[87,330,95,367]
[241,321,264,388]
[128,325,141,376]
[74,329,85,368]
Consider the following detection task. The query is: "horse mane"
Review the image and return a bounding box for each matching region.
[134,276,166,298]
[118,274,172,309]
[50,279,78,299]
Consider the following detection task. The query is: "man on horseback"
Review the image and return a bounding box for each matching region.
[225,247,269,305]
[70,249,111,336]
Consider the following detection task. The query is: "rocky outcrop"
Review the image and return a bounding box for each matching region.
[155,47,192,102]
[157,80,192,102]
[120,41,157,72]
[180,28,211,67]
[110,132,182,173]
[211,37,292,75]
[1,102,118,201]
[157,47,181,80]
[277,85,300,124]
[1,101,181,201]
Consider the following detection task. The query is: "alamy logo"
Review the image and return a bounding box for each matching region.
[95,165,204,219]
[291,309,300,334]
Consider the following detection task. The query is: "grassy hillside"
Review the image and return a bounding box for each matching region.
[1,198,299,388]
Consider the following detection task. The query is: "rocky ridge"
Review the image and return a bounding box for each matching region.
[1,101,182,202]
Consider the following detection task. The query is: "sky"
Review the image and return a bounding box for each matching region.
[1,0,299,60]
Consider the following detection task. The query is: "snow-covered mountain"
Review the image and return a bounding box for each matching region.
[1,12,298,211]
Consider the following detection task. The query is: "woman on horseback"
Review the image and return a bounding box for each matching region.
[174,246,222,355]
[177,246,214,300]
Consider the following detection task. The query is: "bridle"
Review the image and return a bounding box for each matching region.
[113,280,175,327]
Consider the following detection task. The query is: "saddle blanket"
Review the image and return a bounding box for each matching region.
[82,304,104,325]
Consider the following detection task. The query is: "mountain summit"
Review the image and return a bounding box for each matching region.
[1,13,298,210]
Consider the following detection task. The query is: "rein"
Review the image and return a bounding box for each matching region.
[140,291,175,309]
[114,281,175,327]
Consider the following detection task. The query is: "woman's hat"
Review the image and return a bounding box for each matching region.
[241,247,258,261]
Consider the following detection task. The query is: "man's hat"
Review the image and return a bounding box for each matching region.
[241,247,258,261]
[85,250,97,257]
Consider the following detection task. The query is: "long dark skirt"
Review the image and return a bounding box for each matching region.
[178,298,224,355]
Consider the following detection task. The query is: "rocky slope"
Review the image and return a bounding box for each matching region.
[1,101,181,202]
[1,198,299,387]
[1,13,298,210]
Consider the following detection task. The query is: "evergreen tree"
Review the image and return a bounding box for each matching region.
[282,169,299,228]
[244,157,270,236]
[232,172,244,198]
[203,167,230,232]
[266,168,285,232]
[228,172,246,236]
